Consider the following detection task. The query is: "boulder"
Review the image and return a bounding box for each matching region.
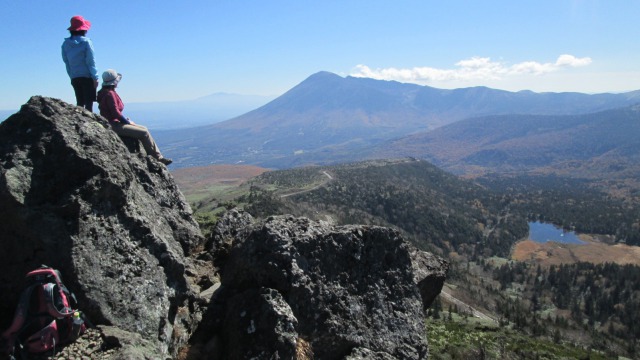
[206,207,254,268]
[199,210,448,359]
[410,249,450,310]
[0,97,205,358]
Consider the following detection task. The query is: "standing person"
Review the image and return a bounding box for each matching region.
[97,69,173,165]
[61,15,99,112]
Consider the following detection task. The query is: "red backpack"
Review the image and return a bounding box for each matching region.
[1,266,86,358]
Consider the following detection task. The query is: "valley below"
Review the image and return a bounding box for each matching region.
[173,160,640,359]
[158,71,640,359]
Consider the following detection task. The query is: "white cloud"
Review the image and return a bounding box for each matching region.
[555,54,592,67]
[350,55,593,85]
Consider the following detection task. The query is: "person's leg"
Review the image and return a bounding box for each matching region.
[70,77,96,112]
[112,123,162,158]
[80,77,96,112]
[71,78,84,107]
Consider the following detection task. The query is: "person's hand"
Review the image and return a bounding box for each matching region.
[93,79,99,88]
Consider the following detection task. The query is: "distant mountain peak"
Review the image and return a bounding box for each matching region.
[297,71,344,87]
[307,71,342,80]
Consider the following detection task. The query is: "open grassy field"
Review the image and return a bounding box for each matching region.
[172,164,268,203]
[512,236,640,266]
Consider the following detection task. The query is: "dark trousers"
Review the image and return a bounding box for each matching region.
[71,77,96,112]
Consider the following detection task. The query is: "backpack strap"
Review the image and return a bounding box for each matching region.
[42,283,74,318]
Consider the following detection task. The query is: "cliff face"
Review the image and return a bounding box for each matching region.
[0,97,205,357]
[0,97,448,359]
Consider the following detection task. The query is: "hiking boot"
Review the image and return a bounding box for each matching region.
[158,157,173,165]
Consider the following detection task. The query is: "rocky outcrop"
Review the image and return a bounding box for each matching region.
[0,97,448,359]
[0,97,205,358]
[191,210,449,359]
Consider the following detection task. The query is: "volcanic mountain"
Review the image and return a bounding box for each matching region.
[155,71,640,169]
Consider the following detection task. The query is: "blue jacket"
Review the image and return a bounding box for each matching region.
[61,36,98,80]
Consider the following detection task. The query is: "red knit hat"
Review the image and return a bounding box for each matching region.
[68,15,91,31]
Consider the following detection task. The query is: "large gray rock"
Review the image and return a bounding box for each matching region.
[200,210,448,359]
[0,97,205,357]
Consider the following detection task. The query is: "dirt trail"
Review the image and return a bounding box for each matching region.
[280,171,334,198]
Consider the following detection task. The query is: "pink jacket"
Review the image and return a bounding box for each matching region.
[97,87,129,124]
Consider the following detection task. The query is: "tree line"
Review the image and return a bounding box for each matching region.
[491,260,639,356]
[241,160,529,257]
[477,174,640,245]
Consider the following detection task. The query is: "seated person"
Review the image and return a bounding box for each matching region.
[97,69,172,165]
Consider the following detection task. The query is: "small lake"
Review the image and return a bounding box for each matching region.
[528,221,585,245]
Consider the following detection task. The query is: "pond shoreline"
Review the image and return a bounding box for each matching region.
[528,221,584,245]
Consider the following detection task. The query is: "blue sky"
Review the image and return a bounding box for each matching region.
[1,0,639,110]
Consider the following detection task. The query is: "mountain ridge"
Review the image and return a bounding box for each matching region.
[373,104,640,178]
[154,71,640,169]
